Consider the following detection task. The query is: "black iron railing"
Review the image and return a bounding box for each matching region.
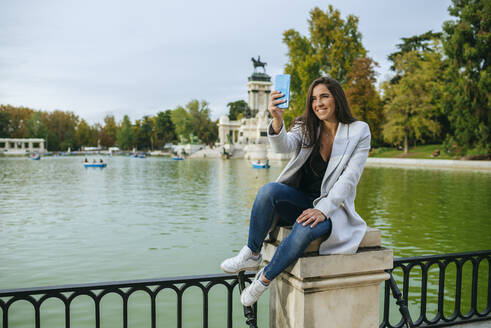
[381,249,491,327]
[0,272,257,328]
[2,250,490,328]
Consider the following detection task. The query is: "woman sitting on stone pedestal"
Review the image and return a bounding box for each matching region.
[220,76,371,306]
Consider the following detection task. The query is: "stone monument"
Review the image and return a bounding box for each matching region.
[217,56,291,161]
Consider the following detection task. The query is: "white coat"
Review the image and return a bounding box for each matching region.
[267,119,371,255]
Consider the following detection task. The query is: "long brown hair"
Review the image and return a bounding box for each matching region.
[294,76,356,148]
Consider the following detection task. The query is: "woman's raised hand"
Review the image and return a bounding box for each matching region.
[269,91,286,134]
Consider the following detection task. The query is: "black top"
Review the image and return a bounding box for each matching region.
[298,148,329,199]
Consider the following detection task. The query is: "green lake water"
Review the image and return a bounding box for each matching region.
[0,156,490,327]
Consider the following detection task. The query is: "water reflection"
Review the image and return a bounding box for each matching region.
[358,167,491,256]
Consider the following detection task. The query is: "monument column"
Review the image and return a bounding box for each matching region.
[247,57,272,146]
[246,57,272,161]
[247,75,271,119]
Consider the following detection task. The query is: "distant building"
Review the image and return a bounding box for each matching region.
[82,146,102,152]
[0,138,46,155]
[217,58,290,160]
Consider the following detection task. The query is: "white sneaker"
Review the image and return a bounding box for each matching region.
[220,245,262,274]
[240,268,269,307]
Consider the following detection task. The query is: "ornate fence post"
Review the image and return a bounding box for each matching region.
[238,271,258,328]
[263,227,393,328]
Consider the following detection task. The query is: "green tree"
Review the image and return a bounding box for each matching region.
[282,6,366,126]
[201,121,218,146]
[90,123,101,147]
[344,57,384,145]
[388,33,450,145]
[117,115,134,150]
[75,119,97,148]
[133,120,142,149]
[441,0,490,155]
[171,106,193,143]
[44,110,79,151]
[170,100,218,145]
[74,119,92,149]
[388,30,442,76]
[153,110,176,149]
[382,50,442,153]
[0,109,9,137]
[186,100,218,145]
[227,100,253,120]
[0,105,33,138]
[135,116,153,150]
[26,111,48,139]
[99,115,118,148]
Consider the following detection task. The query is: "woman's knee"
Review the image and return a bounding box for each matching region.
[257,182,284,201]
[290,222,315,247]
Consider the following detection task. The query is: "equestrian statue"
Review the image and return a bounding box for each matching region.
[251,56,267,73]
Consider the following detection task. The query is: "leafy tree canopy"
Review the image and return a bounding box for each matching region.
[153,110,177,149]
[117,115,134,150]
[388,31,442,70]
[44,110,79,151]
[0,110,9,138]
[345,57,384,145]
[382,50,443,153]
[227,100,253,120]
[282,6,366,126]
[26,111,48,139]
[74,119,92,149]
[171,106,193,143]
[441,0,490,154]
[100,115,117,148]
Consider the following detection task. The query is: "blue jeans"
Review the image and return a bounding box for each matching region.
[247,182,332,281]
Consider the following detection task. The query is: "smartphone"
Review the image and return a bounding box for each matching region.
[274,74,291,109]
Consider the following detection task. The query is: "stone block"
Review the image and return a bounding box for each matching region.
[272,226,381,254]
[270,272,387,328]
[263,243,392,279]
[263,226,392,328]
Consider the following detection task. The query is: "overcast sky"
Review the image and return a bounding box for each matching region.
[0,0,452,124]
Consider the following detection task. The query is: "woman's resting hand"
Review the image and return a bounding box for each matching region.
[269,91,286,134]
[296,208,327,228]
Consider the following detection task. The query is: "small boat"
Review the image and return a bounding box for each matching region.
[137,154,146,158]
[252,161,270,169]
[30,154,41,160]
[84,163,107,168]
[172,156,184,160]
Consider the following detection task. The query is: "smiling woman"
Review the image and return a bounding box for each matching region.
[220,76,371,307]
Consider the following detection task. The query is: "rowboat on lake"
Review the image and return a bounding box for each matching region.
[30,153,41,160]
[252,160,270,169]
[84,163,107,168]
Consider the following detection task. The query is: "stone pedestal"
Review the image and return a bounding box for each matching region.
[262,227,392,328]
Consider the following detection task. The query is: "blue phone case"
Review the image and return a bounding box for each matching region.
[275,74,291,109]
